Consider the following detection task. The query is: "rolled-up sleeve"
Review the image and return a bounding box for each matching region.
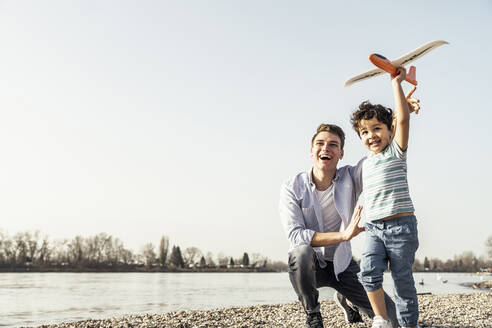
[279,182,315,248]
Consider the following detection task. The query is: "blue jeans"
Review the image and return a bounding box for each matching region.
[359,215,419,327]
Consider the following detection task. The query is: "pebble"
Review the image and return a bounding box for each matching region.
[34,293,491,328]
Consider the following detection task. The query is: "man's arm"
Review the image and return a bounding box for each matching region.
[279,183,316,247]
[392,67,411,151]
[280,182,365,248]
[311,206,364,246]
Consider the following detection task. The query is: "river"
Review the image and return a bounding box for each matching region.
[1,272,489,327]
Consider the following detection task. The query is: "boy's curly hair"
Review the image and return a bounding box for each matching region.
[351,101,393,137]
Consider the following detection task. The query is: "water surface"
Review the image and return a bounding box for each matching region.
[0,272,489,327]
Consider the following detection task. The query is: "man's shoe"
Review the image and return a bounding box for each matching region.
[333,291,363,323]
[305,312,324,328]
[371,315,390,328]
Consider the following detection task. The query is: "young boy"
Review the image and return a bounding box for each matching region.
[351,68,420,328]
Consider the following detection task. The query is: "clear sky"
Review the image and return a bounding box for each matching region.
[1,1,491,263]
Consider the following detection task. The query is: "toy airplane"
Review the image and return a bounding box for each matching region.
[344,40,449,87]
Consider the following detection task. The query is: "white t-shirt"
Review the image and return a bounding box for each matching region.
[315,184,342,261]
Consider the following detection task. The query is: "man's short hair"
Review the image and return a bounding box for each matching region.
[311,124,345,149]
[351,101,393,136]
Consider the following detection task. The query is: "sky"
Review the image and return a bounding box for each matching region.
[1,1,491,263]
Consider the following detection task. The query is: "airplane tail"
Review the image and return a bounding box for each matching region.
[405,66,417,85]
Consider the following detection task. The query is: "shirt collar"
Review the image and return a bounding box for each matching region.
[308,167,340,187]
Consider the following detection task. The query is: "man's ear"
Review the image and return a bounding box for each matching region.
[340,149,344,160]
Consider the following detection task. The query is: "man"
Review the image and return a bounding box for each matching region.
[279,123,399,328]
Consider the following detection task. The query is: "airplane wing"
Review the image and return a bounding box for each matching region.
[391,40,449,66]
[344,67,385,87]
[344,40,449,87]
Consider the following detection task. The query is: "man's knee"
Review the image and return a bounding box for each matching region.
[288,245,316,272]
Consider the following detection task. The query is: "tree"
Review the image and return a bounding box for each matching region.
[141,243,156,268]
[119,248,134,265]
[250,253,267,267]
[26,231,40,263]
[242,252,250,267]
[38,235,51,265]
[0,230,9,265]
[2,237,16,267]
[205,252,216,267]
[486,235,492,260]
[459,251,474,271]
[102,235,119,265]
[229,257,235,266]
[68,235,85,266]
[412,258,423,272]
[217,252,228,267]
[267,260,288,272]
[170,246,184,268]
[111,238,127,266]
[52,239,70,265]
[430,258,443,271]
[199,256,206,267]
[183,247,202,266]
[85,234,105,265]
[159,235,169,267]
[423,257,430,270]
[14,232,28,265]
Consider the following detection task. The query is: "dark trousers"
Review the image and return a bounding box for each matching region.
[288,245,399,328]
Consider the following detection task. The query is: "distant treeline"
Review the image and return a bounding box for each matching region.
[411,235,492,272]
[1,230,490,273]
[412,252,491,273]
[0,230,288,272]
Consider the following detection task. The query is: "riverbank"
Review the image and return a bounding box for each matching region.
[36,293,491,328]
[463,280,492,291]
[1,266,282,273]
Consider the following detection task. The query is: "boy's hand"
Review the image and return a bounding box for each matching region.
[392,66,406,84]
[406,86,420,114]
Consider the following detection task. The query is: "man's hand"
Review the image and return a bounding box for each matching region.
[342,205,365,241]
[406,86,420,114]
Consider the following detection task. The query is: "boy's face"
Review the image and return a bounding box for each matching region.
[310,131,344,171]
[358,117,392,154]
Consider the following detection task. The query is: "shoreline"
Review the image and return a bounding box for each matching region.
[35,293,491,328]
[461,280,492,292]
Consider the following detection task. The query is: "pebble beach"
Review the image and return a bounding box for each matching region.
[35,293,491,328]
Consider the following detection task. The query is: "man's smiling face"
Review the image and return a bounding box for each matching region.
[310,131,344,171]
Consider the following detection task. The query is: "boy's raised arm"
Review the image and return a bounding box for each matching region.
[391,86,419,136]
[392,67,411,151]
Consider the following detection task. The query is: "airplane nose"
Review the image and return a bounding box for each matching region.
[373,53,388,60]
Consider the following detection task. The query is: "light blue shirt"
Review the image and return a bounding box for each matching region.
[279,158,365,278]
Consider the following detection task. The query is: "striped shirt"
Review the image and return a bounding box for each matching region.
[362,139,414,222]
